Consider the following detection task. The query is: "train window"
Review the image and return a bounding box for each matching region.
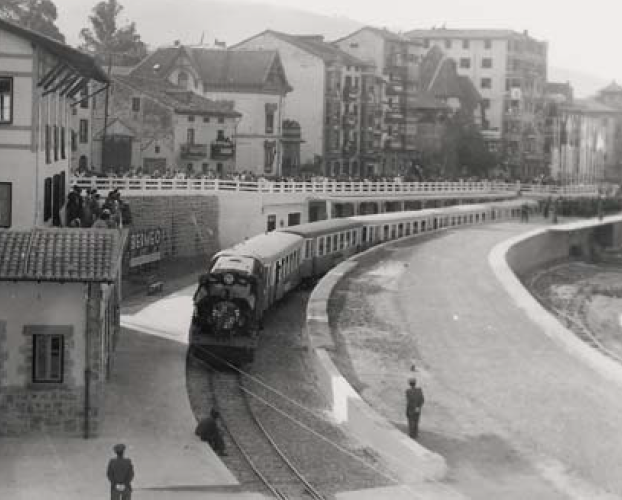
[346,231,351,246]
[319,237,325,256]
[413,221,418,234]
[340,233,345,250]
[476,214,480,223]
[391,225,397,239]
[405,223,411,236]
[398,223,403,237]
[421,220,426,232]
[482,213,486,222]
[327,236,332,253]
[362,227,367,242]
[470,214,474,223]
[333,234,338,250]
[352,230,357,245]
[305,240,312,259]
[383,225,389,240]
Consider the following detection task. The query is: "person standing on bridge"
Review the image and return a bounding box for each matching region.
[406,378,425,440]
[195,408,227,456]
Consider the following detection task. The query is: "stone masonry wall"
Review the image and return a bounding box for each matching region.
[126,195,220,260]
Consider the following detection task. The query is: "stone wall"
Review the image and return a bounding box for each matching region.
[126,195,220,260]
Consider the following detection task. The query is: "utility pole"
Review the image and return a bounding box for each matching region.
[101,52,113,173]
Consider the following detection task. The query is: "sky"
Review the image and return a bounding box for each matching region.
[52,0,622,94]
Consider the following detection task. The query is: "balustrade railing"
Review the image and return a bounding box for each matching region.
[70,177,601,197]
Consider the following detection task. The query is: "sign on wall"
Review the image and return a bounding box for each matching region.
[0,183,11,228]
[129,227,162,267]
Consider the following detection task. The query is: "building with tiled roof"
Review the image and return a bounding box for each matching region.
[234,30,378,177]
[129,44,292,176]
[88,73,242,176]
[406,27,549,179]
[0,227,127,437]
[0,19,108,230]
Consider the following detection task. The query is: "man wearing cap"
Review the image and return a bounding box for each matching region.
[107,443,134,499]
[406,378,425,440]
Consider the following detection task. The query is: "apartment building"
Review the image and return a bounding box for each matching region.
[89,75,240,176]
[130,45,292,176]
[234,30,375,177]
[406,28,548,178]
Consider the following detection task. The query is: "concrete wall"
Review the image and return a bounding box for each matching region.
[125,194,220,259]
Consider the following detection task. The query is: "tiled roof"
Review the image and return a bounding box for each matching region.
[0,228,125,282]
[113,75,240,116]
[457,76,482,107]
[240,30,369,67]
[600,81,622,94]
[131,46,291,93]
[335,26,420,45]
[406,28,531,40]
[0,18,108,82]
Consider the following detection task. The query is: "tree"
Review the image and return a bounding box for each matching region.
[0,0,65,42]
[79,0,147,66]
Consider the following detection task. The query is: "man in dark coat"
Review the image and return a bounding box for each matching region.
[406,378,425,440]
[106,443,134,500]
[195,408,226,456]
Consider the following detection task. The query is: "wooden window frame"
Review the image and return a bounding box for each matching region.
[0,182,12,228]
[32,333,65,384]
[0,76,13,124]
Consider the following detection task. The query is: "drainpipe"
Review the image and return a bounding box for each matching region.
[83,283,92,439]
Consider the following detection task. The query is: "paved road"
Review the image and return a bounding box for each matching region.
[332,221,622,499]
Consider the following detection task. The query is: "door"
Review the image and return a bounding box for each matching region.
[104,135,132,174]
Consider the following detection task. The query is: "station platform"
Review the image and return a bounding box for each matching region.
[0,292,263,500]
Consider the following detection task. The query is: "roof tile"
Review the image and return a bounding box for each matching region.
[0,228,125,282]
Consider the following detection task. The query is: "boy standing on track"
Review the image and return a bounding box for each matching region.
[195,408,227,456]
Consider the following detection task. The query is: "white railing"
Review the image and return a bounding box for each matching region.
[70,177,601,197]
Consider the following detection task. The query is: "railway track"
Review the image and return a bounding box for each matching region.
[195,347,328,500]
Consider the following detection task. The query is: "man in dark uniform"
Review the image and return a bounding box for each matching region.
[106,443,134,500]
[406,377,425,440]
[195,408,226,456]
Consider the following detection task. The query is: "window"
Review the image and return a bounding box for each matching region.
[79,119,88,143]
[265,110,274,134]
[32,333,64,383]
[287,212,301,226]
[44,177,52,221]
[45,125,51,163]
[155,145,161,154]
[218,116,224,124]
[0,182,11,228]
[482,58,493,68]
[202,163,208,173]
[203,116,210,123]
[267,214,276,232]
[187,128,195,144]
[188,115,195,122]
[462,39,470,49]
[71,130,77,152]
[0,77,13,123]
[484,39,492,49]
[61,127,66,159]
[80,88,89,109]
[459,58,471,69]
[480,78,492,89]
[445,39,452,49]
[53,125,58,161]
[318,237,325,256]
[132,97,141,112]
[326,235,332,253]
[177,71,189,89]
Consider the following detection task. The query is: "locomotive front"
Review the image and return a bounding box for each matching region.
[190,254,261,366]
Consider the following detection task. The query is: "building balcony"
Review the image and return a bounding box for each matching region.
[180,143,208,159]
[210,140,235,160]
[343,86,360,101]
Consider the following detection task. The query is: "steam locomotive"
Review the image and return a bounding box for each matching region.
[189,199,537,365]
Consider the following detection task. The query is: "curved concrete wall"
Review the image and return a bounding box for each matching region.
[489,214,622,387]
[305,239,448,485]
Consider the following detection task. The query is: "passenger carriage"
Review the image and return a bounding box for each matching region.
[280,219,363,280]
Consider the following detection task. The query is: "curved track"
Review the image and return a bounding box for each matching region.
[195,347,327,500]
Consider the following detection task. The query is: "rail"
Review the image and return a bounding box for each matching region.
[70,176,601,196]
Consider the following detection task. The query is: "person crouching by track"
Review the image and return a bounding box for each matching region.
[406,377,425,440]
[195,408,227,456]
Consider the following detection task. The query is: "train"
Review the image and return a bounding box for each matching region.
[189,198,538,366]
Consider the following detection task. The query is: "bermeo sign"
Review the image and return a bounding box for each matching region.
[129,227,163,267]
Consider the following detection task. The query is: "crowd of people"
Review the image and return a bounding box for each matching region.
[65,185,131,229]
